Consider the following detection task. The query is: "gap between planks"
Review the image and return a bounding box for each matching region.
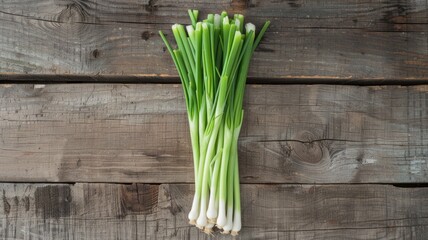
[2,182,428,188]
[1,75,428,85]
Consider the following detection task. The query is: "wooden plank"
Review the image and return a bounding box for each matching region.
[0,183,427,239]
[0,84,427,183]
[0,0,427,82]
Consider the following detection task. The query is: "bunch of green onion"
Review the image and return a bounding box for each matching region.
[160,10,269,236]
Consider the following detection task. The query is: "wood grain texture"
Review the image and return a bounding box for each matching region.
[0,0,427,82]
[0,84,427,183]
[0,183,427,240]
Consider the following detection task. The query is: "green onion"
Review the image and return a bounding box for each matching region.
[159,10,269,235]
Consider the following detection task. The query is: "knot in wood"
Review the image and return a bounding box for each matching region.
[231,0,250,12]
[289,131,324,164]
[120,184,159,216]
[141,31,152,41]
[58,3,87,23]
[145,0,158,13]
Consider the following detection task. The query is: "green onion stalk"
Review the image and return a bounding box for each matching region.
[160,10,269,236]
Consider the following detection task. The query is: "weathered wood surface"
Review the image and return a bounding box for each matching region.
[1,84,427,183]
[0,0,427,82]
[0,183,427,240]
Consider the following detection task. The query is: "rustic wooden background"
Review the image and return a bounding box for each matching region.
[0,0,427,239]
